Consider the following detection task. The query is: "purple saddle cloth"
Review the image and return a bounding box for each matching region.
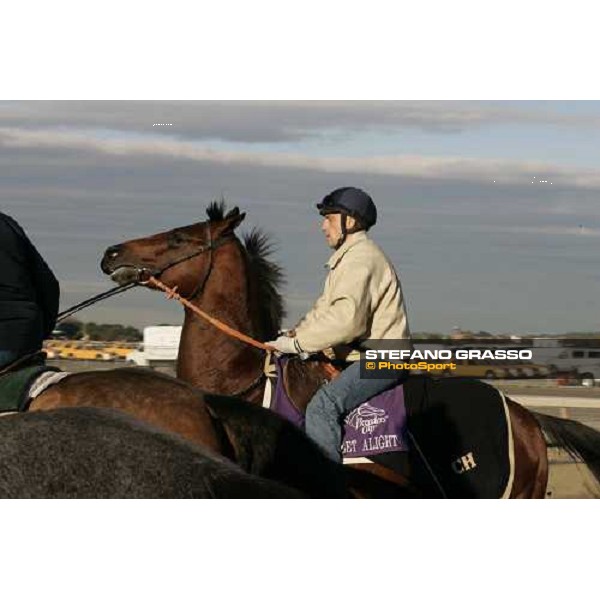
[269,357,409,459]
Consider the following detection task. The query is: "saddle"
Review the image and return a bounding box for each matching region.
[263,355,410,463]
[0,353,66,414]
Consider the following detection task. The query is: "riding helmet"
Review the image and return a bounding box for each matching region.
[316,187,377,230]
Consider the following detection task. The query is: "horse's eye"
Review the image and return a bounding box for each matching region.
[169,231,186,247]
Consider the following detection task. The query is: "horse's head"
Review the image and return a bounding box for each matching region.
[101,204,246,297]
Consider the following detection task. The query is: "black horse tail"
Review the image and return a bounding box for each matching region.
[533,411,600,483]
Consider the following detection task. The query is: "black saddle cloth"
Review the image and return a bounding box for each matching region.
[395,376,512,498]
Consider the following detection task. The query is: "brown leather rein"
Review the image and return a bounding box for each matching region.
[132,222,272,352]
[143,278,340,380]
[130,223,337,380]
[145,275,271,352]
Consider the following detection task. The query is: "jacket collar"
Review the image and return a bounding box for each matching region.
[326,231,368,270]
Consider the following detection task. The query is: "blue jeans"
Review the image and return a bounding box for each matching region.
[0,350,22,370]
[305,361,406,463]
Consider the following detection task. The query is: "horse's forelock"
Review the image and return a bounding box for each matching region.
[206,199,227,222]
[206,200,244,225]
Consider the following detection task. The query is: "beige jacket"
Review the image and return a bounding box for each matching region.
[294,231,411,356]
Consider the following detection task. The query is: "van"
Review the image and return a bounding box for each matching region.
[547,349,600,387]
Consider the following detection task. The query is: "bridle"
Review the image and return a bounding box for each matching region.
[60,220,333,398]
[137,222,271,397]
[134,222,236,301]
[61,223,235,323]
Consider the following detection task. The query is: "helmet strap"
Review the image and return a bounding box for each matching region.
[335,213,348,250]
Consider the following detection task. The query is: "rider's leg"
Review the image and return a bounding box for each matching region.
[305,361,405,462]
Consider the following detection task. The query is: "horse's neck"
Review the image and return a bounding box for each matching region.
[177,243,263,395]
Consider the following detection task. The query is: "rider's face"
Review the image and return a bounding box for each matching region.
[321,213,357,248]
[321,213,343,248]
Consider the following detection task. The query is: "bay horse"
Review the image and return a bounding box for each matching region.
[100,201,600,498]
[0,407,303,498]
[24,367,348,498]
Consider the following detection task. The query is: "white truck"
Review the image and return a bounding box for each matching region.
[126,326,182,367]
[532,339,600,387]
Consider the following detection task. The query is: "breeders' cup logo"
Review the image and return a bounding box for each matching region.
[345,402,389,434]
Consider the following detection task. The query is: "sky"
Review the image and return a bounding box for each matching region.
[1,100,599,335]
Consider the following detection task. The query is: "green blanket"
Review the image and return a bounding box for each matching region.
[0,366,61,413]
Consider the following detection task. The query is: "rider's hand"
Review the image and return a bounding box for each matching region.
[277,329,296,338]
[266,335,303,355]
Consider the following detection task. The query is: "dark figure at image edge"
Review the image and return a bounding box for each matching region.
[0,212,59,369]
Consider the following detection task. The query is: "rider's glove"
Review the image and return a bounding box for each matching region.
[266,335,304,355]
[277,329,296,337]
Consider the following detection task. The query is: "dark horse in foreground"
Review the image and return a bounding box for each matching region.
[0,407,303,498]
[27,369,348,498]
[98,201,600,498]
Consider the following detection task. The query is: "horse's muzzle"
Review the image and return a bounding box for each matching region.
[108,266,143,286]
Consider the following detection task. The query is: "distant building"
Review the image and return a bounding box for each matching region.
[450,327,474,340]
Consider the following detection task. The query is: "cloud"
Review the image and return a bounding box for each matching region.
[3,125,600,190]
[1,101,599,143]
[478,224,600,237]
[2,103,598,333]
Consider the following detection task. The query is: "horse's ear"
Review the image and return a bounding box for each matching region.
[217,210,246,236]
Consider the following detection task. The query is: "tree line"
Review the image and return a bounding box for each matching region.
[55,320,142,342]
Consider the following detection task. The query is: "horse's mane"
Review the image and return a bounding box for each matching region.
[206,199,227,221]
[241,229,286,340]
[207,200,286,340]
